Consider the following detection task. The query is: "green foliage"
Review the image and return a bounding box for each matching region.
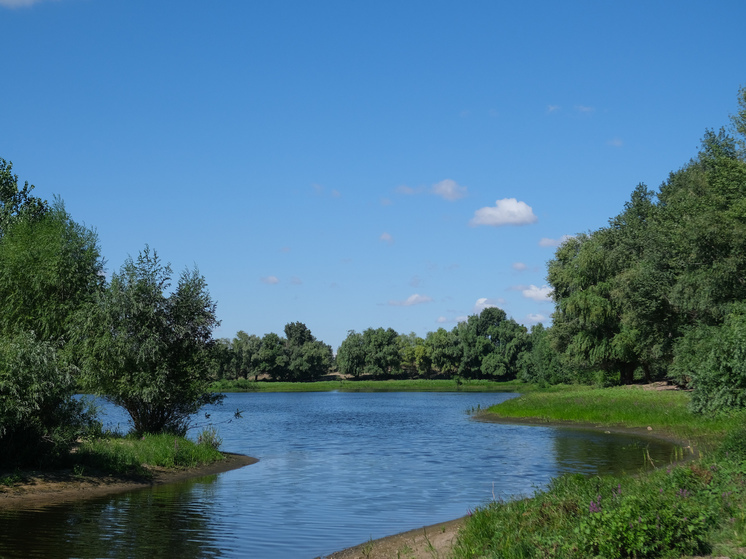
[453,450,746,559]
[336,330,366,378]
[75,247,223,435]
[0,158,47,238]
[672,303,746,414]
[0,332,97,467]
[76,433,224,476]
[0,201,104,343]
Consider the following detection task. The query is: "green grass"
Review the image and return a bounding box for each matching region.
[211,378,530,393]
[452,386,746,558]
[485,384,745,448]
[75,433,225,477]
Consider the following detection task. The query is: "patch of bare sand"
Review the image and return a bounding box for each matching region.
[323,517,466,559]
[0,452,257,510]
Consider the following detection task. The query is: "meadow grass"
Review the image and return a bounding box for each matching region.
[485,384,745,447]
[210,377,529,393]
[75,433,224,477]
[453,386,746,558]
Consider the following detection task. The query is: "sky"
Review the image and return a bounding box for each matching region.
[2,0,745,351]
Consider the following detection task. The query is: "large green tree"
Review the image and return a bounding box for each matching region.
[76,248,222,435]
[0,161,103,466]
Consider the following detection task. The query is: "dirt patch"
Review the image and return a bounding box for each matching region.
[0,452,257,510]
[323,517,466,559]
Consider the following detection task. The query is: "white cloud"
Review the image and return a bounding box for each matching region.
[547,105,560,114]
[290,276,303,285]
[575,105,595,113]
[0,0,53,6]
[331,189,341,198]
[522,285,552,302]
[436,316,448,323]
[512,262,527,271]
[539,234,573,247]
[261,276,280,285]
[525,313,547,324]
[607,138,623,147]
[474,297,505,313]
[431,179,467,201]
[388,294,433,307]
[380,197,393,206]
[470,198,538,227]
[379,232,394,245]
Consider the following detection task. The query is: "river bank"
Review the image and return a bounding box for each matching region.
[0,452,257,509]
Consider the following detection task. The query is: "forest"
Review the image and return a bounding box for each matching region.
[1,86,745,470]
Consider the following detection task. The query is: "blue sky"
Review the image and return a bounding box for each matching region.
[2,0,745,350]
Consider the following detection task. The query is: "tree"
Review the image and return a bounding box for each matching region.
[336,330,366,378]
[254,332,288,380]
[0,332,94,467]
[362,327,401,377]
[0,163,102,466]
[76,247,223,435]
[0,201,104,343]
[283,322,332,381]
[0,158,47,238]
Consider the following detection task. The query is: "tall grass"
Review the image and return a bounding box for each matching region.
[76,433,224,477]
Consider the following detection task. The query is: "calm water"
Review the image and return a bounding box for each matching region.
[0,391,680,558]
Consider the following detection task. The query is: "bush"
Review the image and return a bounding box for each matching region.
[0,332,97,468]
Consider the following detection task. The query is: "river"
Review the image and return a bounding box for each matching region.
[0,391,680,558]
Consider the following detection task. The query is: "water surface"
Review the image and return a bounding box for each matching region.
[0,391,680,558]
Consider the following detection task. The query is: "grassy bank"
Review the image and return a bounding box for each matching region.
[454,386,746,558]
[484,384,744,447]
[210,377,530,393]
[1,433,226,486]
[74,433,225,477]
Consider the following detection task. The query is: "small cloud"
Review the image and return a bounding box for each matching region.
[431,179,467,201]
[396,185,423,195]
[290,276,303,285]
[389,293,433,307]
[539,234,573,247]
[470,198,538,227]
[547,105,560,114]
[261,276,280,285]
[512,262,527,271]
[380,197,393,206]
[522,285,552,302]
[312,183,324,195]
[331,189,341,198]
[474,297,505,313]
[525,313,547,324]
[280,246,291,253]
[379,232,394,245]
[0,0,52,6]
[410,275,422,288]
[607,138,623,147]
[436,316,448,323]
[575,105,595,113]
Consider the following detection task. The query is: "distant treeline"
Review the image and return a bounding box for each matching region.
[209,307,558,383]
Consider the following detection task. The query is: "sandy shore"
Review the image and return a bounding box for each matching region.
[0,452,257,510]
